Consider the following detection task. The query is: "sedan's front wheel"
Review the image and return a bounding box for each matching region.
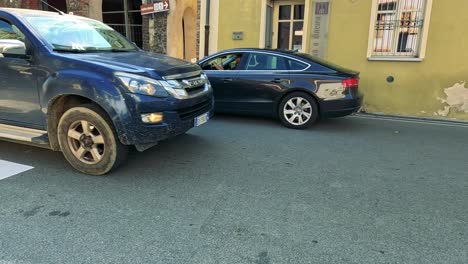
[279,92,318,129]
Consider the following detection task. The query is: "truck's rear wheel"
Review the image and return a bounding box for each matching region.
[57,104,128,175]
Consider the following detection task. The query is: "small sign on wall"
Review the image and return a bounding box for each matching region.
[140,0,170,15]
[232,32,244,40]
[311,1,330,58]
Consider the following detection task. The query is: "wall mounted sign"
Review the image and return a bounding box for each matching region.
[310,1,330,58]
[232,32,244,40]
[140,0,170,15]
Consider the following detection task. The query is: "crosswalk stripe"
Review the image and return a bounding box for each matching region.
[0,160,33,180]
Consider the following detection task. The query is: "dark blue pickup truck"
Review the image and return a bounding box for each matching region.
[0,8,213,175]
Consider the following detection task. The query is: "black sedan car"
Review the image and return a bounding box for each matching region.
[198,48,363,129]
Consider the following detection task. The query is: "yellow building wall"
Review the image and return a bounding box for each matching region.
[211,0,468,120]
[326,0,468,120]
[167,0,198,60]
[217,0,263,50]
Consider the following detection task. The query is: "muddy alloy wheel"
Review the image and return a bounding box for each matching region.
[57,104,128,175]
[67,120,105,165]
[279,92,318,129]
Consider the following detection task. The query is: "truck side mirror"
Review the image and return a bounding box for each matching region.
[0,39,27,57]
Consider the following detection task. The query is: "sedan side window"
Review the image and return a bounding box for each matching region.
[245,53,288,71]
[202,53,244,71]
[0,19,27,56]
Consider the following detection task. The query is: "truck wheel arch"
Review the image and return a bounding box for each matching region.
[46,94,125,151]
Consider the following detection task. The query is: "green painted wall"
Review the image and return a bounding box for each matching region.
[326,0,468,120]
[217,0,263,51]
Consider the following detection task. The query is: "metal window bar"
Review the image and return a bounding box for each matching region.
[107,24,143,48]
[103,2,143,48]
[372,0,426,58]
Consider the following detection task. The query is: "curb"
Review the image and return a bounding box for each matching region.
[353,113,468,127]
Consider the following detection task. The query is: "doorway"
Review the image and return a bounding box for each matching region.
[273,1,305,52]
[41,0,67,13]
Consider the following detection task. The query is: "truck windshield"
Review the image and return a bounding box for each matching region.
[24,15,137,52]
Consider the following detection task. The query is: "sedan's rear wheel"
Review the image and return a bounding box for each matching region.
[279,92,318,129]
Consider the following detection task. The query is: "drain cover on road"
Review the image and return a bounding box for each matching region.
[0,160,33,180]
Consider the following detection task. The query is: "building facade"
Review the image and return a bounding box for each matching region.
[2,0,467,120]
[0,0,201,60]
[200,0,468,121]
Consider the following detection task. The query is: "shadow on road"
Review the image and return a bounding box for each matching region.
[213,113,366,133]
[0,114,365,177]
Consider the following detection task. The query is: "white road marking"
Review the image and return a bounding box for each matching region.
[351,114,468,128]
[0,160,33,180]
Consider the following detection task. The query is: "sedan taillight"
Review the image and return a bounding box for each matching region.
[342,77,359,89]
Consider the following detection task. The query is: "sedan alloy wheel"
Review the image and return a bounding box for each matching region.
[283,97,313,126]
[279,92,318,129]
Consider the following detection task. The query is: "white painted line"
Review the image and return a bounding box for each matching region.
[351,115,468,128]
[0,160,33,180]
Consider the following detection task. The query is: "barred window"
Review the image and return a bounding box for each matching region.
[370,0,428,59]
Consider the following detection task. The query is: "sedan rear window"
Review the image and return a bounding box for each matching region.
[295,53,357,74]
[287,59,308,71]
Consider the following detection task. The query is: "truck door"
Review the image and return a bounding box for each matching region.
[0,18,43,128]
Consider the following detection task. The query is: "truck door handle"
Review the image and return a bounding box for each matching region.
[272,78,289,84]
[223,78,233,82]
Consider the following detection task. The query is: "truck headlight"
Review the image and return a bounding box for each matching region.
[115,72,169,97]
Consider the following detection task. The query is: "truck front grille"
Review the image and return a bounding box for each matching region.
[185,85,205,96]
[177,99,212,120]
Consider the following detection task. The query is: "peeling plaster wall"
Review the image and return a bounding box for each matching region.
[324,0,468,121]
[436,82,468,117]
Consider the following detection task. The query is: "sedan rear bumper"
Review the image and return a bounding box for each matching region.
[320,95,363,118]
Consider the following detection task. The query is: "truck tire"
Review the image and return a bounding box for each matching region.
[57,104,128,175]
[279,92,318,129]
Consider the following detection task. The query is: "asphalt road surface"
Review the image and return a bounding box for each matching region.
[0,115,467,264]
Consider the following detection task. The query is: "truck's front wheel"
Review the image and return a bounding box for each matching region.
[57,104,128,175]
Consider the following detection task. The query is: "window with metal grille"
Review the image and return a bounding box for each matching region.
[370,0,427,59]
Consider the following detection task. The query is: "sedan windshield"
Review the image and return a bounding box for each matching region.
[24,15,137,52]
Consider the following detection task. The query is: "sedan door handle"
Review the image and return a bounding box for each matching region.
[272,78,290,84]
[223,78,233,83]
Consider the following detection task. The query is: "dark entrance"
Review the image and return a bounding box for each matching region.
[102,0,143,47]
[41,0,67,13]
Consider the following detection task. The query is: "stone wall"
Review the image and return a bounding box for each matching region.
[66,0,89,17]
[141,1,168,55]
[150,12,168,54]
[0,0,38,8]
[65,0,101,20]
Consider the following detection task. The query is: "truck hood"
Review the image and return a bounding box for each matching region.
[60,51,201,78]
